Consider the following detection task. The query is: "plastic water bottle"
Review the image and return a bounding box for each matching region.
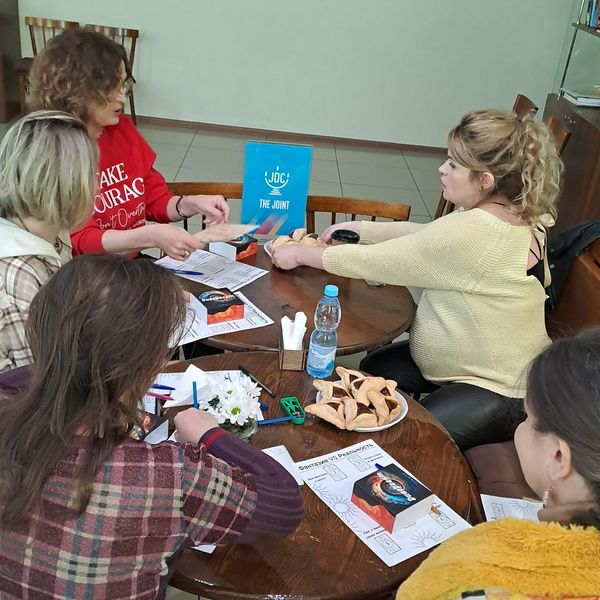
[306,284,341,378]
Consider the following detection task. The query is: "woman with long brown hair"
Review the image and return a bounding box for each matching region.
[0,255,303,600]
[397,328,600,599]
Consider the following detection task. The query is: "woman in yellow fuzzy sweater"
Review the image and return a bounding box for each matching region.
[397,328,600,600]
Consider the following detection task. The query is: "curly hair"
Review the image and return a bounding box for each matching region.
[29,28,130,123]
[448,109,563,225]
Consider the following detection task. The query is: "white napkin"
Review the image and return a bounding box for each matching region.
[281,312,307,350]
[162,364,210,408]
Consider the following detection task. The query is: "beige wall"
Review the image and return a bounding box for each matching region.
[18,0,577,147]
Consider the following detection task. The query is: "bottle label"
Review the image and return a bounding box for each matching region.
[306,344,336,378]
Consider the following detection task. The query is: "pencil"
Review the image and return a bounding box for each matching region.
[192,381,198,409]
[238,365,276,397]
[146,391,172,402]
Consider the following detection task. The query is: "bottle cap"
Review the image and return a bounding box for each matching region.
[324,284,339,297]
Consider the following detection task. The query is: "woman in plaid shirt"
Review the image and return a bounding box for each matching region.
[0,255,304,599]
[0,110,98,373]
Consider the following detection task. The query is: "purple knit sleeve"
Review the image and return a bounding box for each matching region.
[200,428,304,542]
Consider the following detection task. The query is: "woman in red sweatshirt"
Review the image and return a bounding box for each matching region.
[29,28,232,261]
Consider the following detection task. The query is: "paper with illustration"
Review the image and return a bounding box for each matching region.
[296,439,471,567]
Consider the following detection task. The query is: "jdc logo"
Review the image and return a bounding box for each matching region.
[264,165,290,196]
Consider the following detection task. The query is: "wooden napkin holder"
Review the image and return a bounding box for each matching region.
[279,334,306,371]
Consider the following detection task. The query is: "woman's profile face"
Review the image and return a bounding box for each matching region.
[514,402,554,499]
[86,62,128,131]
[438,154,482,210]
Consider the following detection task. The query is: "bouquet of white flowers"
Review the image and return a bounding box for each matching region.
[199,373,262,438]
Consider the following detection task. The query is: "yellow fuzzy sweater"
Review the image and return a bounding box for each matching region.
[322,210,550,397]
[396,518,600,599]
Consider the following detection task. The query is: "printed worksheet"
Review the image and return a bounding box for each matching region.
[156,249,268,291]
[480,494,542,522]
[176,292,274,347]
[296,439,471,567]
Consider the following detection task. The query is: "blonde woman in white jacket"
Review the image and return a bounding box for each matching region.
[0,111,98,372]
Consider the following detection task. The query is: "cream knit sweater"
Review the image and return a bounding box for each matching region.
[322,209,550,397]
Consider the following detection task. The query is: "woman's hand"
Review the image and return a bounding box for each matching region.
[145,224,199,260]
[193,223,238,248]
[174,408,219,444]
[179,194,230,224]
[271,244,301,270]
[320,221,360,243]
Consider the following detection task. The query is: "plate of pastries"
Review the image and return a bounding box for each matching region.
[304,366,409,432]
[264,228,327,257]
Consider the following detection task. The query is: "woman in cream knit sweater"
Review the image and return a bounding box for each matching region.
[271,110,562,450]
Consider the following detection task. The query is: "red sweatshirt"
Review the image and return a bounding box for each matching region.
[71,116,174,255]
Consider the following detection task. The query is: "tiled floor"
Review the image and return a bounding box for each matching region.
[0,117,436,600]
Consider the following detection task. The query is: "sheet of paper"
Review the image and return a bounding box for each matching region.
[480,494,542,522]
[172,291,274,347]
[192,544,216,554]
[296,439,471,567]
[156,249,268,291]
[262,445,303,485]
[177,294,208,346]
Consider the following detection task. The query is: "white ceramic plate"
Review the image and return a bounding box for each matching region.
[263,239,273,257]
[315,380,409,432]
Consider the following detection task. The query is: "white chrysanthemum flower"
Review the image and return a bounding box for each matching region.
[204,373,262,428]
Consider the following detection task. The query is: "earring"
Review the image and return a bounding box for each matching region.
[542,487,551,508]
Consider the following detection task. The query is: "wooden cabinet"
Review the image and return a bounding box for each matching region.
[543,94,600,236]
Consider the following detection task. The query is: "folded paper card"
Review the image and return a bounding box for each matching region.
[163,365,210,408]
[197,289,245,324]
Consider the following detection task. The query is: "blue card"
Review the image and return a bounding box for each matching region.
[241,142,313,235]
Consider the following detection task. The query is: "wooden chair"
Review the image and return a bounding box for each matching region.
[512,93,538,119]
[17,17,80,112]
[166,182,411,232]
[305,195,410,233]
[85,24,139,124]
[546,115,571,155]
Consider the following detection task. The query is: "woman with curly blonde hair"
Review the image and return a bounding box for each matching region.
[271,109,563,450]
[29,28,234,260]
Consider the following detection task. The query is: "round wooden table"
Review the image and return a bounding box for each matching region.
[179,245,415,355]
[167,352,478,600]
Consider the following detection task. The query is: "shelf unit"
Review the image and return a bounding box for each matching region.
[558,0,600,93]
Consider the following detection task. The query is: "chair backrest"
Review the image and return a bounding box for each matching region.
[24,16,79,56]
[306,195,411,234]
[84,24,139,72]
[546,115,571,155]
[166,182,412,233]
[512,93,538,119]
[434,196,454,220]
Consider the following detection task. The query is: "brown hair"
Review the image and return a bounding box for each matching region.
[29,28,130,123]
[448,109,563,225]
[0,255,187,524]
[526,327,600,529]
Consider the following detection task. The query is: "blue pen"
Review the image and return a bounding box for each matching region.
[168,269,204,276]
[192,381,198,409]
[151,383,176,391]
[257,416,293,425]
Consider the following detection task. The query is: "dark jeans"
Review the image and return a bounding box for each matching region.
[359,341,525,451]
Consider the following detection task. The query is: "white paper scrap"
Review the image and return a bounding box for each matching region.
[480,494,542,523]
[296,439,471,567]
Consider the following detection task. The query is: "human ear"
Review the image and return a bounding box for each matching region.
[480,171,495,192]
[547,436,574,483]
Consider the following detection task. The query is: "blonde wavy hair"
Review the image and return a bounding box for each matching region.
[0,110,98,229]
[448,109,563,225]
[29,28,129,123]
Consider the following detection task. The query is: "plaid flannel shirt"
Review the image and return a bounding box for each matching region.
[0,237,70,373]
[0,436,258,599]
